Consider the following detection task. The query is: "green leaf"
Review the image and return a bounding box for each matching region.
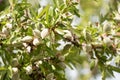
[45,6,50,25]
[26,27,33,36]
[62,44,72,54]
[108,65,120,73]
[0,67,7,71]
[102,68,106,80]
[37,5,50,19]
[90,60,95,70]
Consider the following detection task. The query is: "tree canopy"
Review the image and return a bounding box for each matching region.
[0,0,120,80]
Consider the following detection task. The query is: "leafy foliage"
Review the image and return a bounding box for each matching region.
[0,0,120,80]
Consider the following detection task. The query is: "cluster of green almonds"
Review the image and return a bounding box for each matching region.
[21,28,49,53]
